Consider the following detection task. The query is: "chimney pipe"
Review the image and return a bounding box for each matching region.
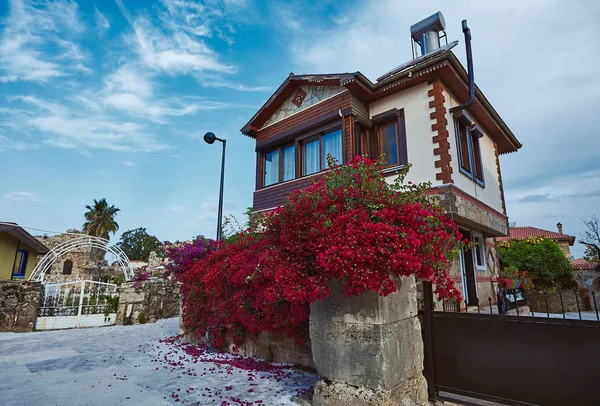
[557,222,563,234]
[449,20,475,114]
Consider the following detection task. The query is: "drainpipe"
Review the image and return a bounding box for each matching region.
[449,20,474,114]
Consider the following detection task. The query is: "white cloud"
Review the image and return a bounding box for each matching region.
[117,0,236,76]
[8,95,70,116]
[95,6,110,31]
[0,135,36,151]
[104,65,154,98]
[3,191,43,203]
[121,160,136,167]
[0,0,89,83]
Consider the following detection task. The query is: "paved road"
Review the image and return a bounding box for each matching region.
[0,318,315,406]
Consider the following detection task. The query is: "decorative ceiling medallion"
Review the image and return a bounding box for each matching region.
[292,88,307,107]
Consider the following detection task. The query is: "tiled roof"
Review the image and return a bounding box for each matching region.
[496,226,576,246]
[571,258,599,271]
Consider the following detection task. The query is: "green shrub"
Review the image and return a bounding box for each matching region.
[498,238,575,289]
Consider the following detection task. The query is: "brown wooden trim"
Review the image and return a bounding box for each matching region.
[371,108,399,124]
[397,110,408,165]
[494,142,507,214]
[256,91,351,141]
[256,110,341,151]
[429,80,453,183]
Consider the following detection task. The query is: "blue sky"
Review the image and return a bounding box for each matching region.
[1,0,599,258]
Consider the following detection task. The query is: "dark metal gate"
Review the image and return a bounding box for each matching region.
[420,281,600,405]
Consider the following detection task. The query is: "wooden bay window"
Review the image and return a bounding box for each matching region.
[259,121,344,188]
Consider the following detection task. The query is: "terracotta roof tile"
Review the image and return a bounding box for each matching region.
[571,258,599,271]
[496,226,576,246]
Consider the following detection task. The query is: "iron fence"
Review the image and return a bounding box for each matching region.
[419,280,600,322]
[419,280,600,405]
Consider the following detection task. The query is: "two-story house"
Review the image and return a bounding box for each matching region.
[240,12,522,307]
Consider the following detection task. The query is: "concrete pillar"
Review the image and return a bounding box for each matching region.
[309,276,428,406]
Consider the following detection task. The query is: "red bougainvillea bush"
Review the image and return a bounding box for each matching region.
[178,156,464,347]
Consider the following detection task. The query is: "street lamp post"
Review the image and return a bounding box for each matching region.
[203,132,226,242]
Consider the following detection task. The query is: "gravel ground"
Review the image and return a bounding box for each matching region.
[0,318,316,406]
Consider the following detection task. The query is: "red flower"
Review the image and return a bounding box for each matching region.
[177,157,463,345]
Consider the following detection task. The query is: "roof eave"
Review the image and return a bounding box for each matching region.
[445,52,522,154]
[0,226,50,254]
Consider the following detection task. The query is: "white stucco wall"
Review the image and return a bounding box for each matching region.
[443,87,504,214]
[369,82,440,186]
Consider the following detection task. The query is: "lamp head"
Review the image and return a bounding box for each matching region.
[203,132,217,144]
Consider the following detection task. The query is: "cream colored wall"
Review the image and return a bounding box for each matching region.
[0,233,38,280]
[443,87,504,214]
[369,82,440,186]
[0,233,18,280]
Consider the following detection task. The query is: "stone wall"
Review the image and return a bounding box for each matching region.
[36,231,122,283]
[260,85,343,129]
[556,241,572,258]
[0,281,43,332]
[116,278,181,325]
[527,290,590,313]
[230,332,314,369]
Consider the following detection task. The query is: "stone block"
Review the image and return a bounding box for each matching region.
[310,316,423,390]
[309,276,428,405]
[310,277,417,326]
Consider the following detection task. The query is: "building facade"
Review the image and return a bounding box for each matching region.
[240,16,521,307]
[0,223,49,280]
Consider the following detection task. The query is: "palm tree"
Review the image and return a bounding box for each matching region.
[83,198,120,260]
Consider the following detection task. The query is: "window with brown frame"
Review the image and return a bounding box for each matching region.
[263,148,280,187]
[457,120,471,172]
[263,144,296,187]
[301,128,343,176]
[472,133,483,182]
[257,119,344,188]
[455,115,485,186]
[371,109,407,167]
[379,121,399,166]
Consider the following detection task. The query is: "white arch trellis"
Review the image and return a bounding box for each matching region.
[29,235,134,282]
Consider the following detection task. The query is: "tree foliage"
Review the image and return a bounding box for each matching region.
[82,198,120,260]
[116,227,163,261]
[498,237,575,289]
[221,207,254,244]
[581,215,600,261]
[178,157,464,346]
[82,198,120,239]
[583,245,599,262]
